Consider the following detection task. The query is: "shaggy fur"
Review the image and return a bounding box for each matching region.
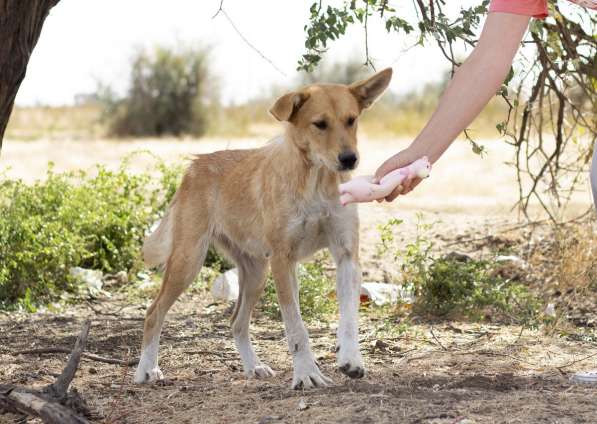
[134,68,393,389]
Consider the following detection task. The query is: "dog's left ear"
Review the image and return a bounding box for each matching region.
[350,67,393,110]
[269,91,310,122]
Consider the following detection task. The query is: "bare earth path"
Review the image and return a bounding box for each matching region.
[1,138,595,423]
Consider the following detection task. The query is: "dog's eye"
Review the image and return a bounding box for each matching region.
[346,116,356,127]
[313,120,327,130]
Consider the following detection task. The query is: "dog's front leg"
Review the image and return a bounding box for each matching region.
[330,246,365,379]
[271,258,333,389]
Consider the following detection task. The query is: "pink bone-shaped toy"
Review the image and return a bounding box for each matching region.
[338,156,431,206]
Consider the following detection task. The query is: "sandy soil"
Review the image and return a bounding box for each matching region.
[1,138,595,423]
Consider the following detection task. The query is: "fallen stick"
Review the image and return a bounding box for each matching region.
[0,320,92,423]
[13,348,138,366]
[0,387,89,424]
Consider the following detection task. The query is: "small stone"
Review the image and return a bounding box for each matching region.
[298,398,308,411]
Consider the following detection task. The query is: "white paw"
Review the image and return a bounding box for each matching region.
[246,364,276,379]
[292,354,333,389]
[336,343,365,379]
[134,365,164,384]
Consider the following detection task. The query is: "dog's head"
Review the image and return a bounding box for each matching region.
[269,68,392,173]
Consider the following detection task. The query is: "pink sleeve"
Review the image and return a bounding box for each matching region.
[489,0,548,18]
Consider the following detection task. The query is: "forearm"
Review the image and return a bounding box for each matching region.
[407,12,530,163]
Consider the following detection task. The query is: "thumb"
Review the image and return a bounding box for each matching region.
[374,154,407,182]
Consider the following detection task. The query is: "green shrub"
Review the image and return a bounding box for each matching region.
[101,45,213,137]
[261,257,336,322]
[379,218,540,324]
[0,156,228,309]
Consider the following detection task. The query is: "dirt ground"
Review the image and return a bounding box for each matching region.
[1,138,596,423]
[1,289,596,424]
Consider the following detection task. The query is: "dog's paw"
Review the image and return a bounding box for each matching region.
[336,344,365,379]
[246,364,276,379]
[292,355,333,389]
[338,362,365,379]
[134,365,164,384]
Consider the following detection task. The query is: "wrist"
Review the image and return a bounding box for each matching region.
[404,143,426,163]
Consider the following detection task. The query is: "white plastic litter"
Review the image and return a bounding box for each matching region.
[69,267,105,297]
[136,271,154,290]
[544,303,556,317]
[211,268,239,301]
[570,370,597,385]
[360,282,413,306]
[495,255,528,268]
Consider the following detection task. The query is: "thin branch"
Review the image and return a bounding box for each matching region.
[429,327,447,351]
[215,9,287,77]
[47,320,91,398]
[211,0,224,19]
[13,348,138,366]
[363,1,375,70]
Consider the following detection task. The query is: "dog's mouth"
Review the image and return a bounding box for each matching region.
[337,163,357,172]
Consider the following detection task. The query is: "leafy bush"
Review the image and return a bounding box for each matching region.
[0,156,228,309]
[379,218,540,324]
[261,257,336,322]
[0,159,177,307]
[101,45,213,137]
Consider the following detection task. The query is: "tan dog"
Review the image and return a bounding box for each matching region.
[134,68,393,389]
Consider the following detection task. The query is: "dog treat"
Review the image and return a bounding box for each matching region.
[338,156,431,206]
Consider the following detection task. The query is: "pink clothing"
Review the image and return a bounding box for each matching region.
[489,0,548,18]
[489,0,597,18]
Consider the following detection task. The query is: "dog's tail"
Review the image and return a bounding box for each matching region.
[143,202,175,268]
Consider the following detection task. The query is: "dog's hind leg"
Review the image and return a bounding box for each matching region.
[134,223,210,384]
[229,255,275,378]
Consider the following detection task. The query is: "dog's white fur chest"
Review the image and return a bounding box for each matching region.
[287,196,355,260]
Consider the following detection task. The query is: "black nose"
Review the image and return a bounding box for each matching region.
[338,151,358,170]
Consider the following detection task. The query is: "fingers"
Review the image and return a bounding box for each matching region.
[385,187,402,202]
[402,178,422,195]
[384,177,422,202]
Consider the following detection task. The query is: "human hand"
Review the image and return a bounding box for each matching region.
[373,149,423,202]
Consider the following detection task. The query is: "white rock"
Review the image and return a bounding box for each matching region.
[211,268,239,301]
[297,398,308,411]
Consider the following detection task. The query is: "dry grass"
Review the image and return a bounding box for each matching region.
[6,98,508,142]
[5,105,104,141]
[554,224,597,291]
[525,220,597,333]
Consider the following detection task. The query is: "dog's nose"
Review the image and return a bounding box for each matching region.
[338,151,358,170]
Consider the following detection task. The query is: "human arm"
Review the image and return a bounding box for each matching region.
[374,11,532,201]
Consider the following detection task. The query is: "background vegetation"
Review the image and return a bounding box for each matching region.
[0,156,182,308]
[98,45,213,137]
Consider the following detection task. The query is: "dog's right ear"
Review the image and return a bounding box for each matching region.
[269,92,310,122]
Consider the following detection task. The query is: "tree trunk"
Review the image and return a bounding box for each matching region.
[0,0,60,152]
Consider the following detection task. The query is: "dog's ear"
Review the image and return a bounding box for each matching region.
[350,67,393,110]
[269,92,310,122]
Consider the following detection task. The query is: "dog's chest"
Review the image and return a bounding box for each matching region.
[287,201,338,259]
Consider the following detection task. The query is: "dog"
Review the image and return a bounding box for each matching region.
[134,68,393,389]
